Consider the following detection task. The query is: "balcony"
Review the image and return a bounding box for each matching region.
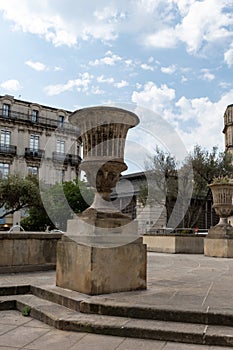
[52,152,82,166]
[0,144,17,157]
[0,110,80,135]
[25,148,45,159]
[70,154,82,166]
[52,152,69,164]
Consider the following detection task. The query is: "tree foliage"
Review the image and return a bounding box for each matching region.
[0,175,40,219]
[138,146,178,221]
[21,178,94,231]
[139,145,233,229]
[184,145,233,227]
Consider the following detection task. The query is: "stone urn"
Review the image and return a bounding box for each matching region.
[68,106,139,228]
[208,180,233,237]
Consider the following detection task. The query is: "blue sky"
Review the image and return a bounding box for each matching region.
[0,0,233,171]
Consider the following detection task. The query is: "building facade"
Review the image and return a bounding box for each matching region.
[0,95,82,229]
[0,95,81,184]
[223,104,233,155]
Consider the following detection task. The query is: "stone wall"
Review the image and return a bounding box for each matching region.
[143,234,204,254]
[0,232,62,273]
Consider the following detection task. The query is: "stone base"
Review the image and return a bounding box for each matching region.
[67,216,138,240]
[56,235,147,295]
[143,234,204,254]
[204,237,233,257]
[204,225,233,257]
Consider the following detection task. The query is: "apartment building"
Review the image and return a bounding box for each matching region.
[0,95,82,229]
[0,95,81,183]
[223,104,233,155]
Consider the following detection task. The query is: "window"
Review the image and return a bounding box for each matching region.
[0,163,9,178]
[30,135,39,151]
[1,130,10,146]
[31,110,38,123]
[28,166,38,176]
[57,169,65,183]
[2,104,10,117]
[58,115,64,128]
[56,140,65,153]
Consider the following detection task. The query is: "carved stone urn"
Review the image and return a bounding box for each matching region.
[208,181,233,236]
[57,106,147,294]
[69,106,139,228]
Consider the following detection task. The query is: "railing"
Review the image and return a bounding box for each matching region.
[70,154,82,166]
[52,152,81,166]
[0,110,80,135]
[25,148,45,159]
[52,152,69,164]
[0,144,17,156]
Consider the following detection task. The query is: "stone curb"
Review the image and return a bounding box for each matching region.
[30,285,233,327]
[1,287,233,347]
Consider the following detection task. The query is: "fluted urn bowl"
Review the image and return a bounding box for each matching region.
[209,182,233,226]
[69,106,139,221]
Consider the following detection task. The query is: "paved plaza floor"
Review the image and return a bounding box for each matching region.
[0,310,230,350]
[0,252,233,349]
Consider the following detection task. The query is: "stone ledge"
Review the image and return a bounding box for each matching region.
[143,234,204,254]
[0,232,62,270]
[204,237,233,257]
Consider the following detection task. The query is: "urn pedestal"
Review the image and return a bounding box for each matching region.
[56,106,147,294]
[204,182,233,257]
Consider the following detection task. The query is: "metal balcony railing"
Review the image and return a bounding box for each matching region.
[25,148,45,159]
[0,110,80,135]
[52,152,82,166]
[70,154,82,166]
[0,144,17,156]
[52,152,69,164]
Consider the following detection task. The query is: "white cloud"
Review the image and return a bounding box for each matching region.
[224,45,233,67]
[143,0,233,56]
[114,80,129,88]
[132,82,175,114]
[171,0,196,16]
[141,63,154,71]
[175,0,233,54]
[161,64,176,74]
[89,51,122,66]
[1,79,21,91]
[25,60,48,71]
[200,69,215,81]
[132,81,233,152]
[97,75,114,84]
[44,72,93,96]
[0,0,232,59]
[91,86,105,95]
[175,91,233,150]
[145,28,178,49]
[181,75,188,83]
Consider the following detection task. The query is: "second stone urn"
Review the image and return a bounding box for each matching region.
[208,180,233,237]
[68,106,139,230]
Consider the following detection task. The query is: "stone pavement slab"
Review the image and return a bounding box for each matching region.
[0,311,231,350]
[0,253,233,348]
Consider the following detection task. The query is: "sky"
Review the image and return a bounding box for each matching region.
[0,0,233,172]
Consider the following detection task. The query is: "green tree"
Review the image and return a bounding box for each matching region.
[138,146,178,222]
[139,145,233,229]
[0,175,40,219]
[21,179,93,231]
[184,145,233,227]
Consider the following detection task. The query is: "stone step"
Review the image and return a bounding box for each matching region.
[30,285,233,327]
[6,294,233,347]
